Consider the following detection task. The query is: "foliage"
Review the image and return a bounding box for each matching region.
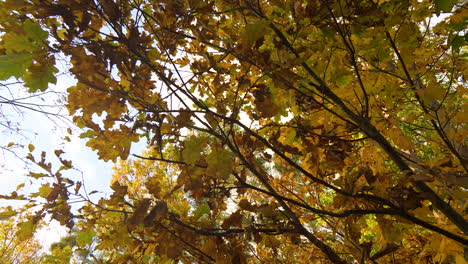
[0,208,43,264]
[42,234,98,264]
[41,235,75,264]
[1,0,467,263]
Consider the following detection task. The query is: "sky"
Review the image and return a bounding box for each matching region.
[0,73,115,197]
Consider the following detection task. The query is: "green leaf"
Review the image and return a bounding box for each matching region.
[22,20,48,44]
[450,34,465,52]
[2,33,35,52]
[243,21,269,47]
[2,20,47,52]
[182,136,209,165]
[23,62,58,92]
[434,0,456,13]
[193,203,210,219]
[285,129,297,145]
[0,52,33,80]
[76,229,96,247]
[80,129,98,138]
[336,74,353,88]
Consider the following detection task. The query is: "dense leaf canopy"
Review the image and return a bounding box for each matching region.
[0,0,467,263]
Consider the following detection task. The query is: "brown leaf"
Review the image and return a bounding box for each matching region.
[144,200,168,226]
[238,199,256,212]
[252,85,278,118]
[257,204,278,218]
[46,184,61,202]
[221,210,243,229]
[128,199,151,227]
[74,181,82,194]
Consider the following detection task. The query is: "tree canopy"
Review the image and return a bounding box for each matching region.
[0,0,467,263]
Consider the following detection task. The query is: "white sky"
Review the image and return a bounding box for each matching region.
[0,74,115,198]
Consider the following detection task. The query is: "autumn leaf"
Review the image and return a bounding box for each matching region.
[434,0,457,13]
[206,146,233,180]
[221,210,243,229]
[0,207,16,220]
[182,136,209,165]
[76,229,96,247]
[242,20,269,48]
[23,61,58,92]
[28,143,35,152]
[0,52,33,79]
[0,214,44,263]
[193,202,210,219]
[144,200,168,225]
[38,183,52,199]
[127,198,151,227]
[16,221,35,242]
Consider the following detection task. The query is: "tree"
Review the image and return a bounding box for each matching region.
[42,233,100,264]
[1,0,467,263]
[0,207,44,264]
[41,235,75,264]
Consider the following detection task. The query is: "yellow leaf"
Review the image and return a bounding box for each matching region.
[261,234,281,248]
[28,144,35,152]
[0,207,16,220]
[455,254,466,264]
[38,183,52,198]
[16,221,35,241]
[16,183,25,191]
